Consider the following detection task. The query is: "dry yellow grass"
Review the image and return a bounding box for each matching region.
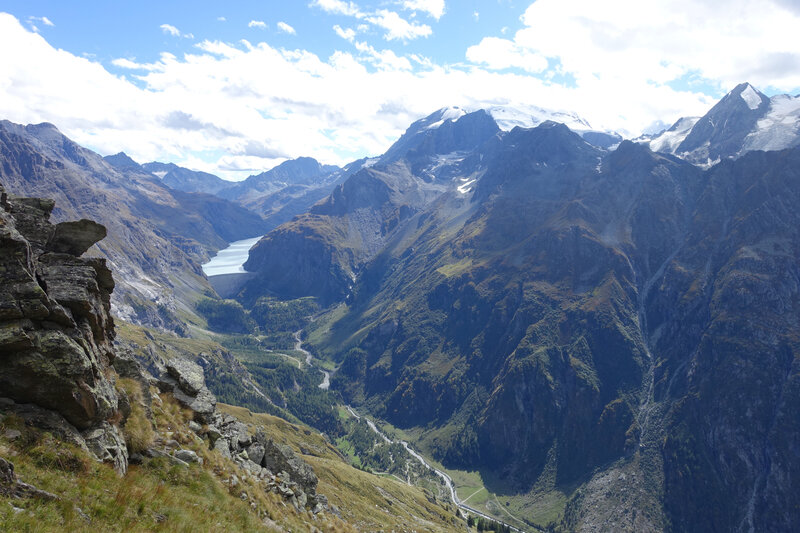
[1,393,464,532]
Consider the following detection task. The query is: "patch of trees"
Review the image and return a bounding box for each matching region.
[196,298,254,333]
[467,514,512,533]
[250,296,319,333]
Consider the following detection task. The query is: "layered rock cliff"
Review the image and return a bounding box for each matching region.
[0,181,128,473]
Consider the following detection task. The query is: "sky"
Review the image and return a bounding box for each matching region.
[1,0,799,180]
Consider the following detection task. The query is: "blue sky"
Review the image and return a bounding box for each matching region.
[1,0,799,179]
[4,1,528,72]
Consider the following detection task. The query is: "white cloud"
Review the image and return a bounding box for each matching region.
[312,0,363,17]
[111,57,160,71]
[217,16,226,22]
[313,1,432,41]
[3,7,797,183]
[466,37,547,73]
[160,24,181,36]
[354,41,413,71]
[26,16,54,33]
[402,0,445,20]
[473,11,479,21]
[248,20,267,29]
[469,0,800,93]
[333,25,356,42]
[366,10,431,41]
[277,21,296,35]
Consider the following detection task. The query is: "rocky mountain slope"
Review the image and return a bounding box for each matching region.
[643,82,800,165]
[239,91,800,531]
[0,184,465,531]
[241,109,501,303]
[0,120,268,329]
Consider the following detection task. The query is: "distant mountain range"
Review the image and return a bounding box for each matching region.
[0,120,268,330]
[640,82,800,164]
[142,161,231,195]
[140,156,362,232]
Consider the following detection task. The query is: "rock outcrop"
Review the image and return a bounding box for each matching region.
[0,182,128,474]
[0,457,58,502]
[124,344,329,514]
[201,413,328,513]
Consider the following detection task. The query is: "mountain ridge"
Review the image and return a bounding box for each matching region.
[642,82,800,164]
[0,120,268,330]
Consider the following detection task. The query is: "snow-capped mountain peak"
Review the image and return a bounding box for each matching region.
[740,83,763,110]
[646,116,700,153]
[421,103,594,134]
[641,82,799,165]
[417,103,621,149]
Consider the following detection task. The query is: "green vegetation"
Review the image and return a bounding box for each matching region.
[118,378,156,454]
[218,404,469,532]
[195,297,254,333]
[250,296,319,334]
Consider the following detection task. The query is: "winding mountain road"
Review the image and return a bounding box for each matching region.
[345,406,534,532]
[293,330,330,389]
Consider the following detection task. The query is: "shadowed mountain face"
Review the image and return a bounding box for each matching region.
[644,83,800,165]
[652,148,800,532]
[241,99,800,530]
[241,110,502,304]
[0,120,267,329]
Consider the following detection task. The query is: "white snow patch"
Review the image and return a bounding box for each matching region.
[425,151,467,177]
[362,157,380,168]
[424,106,467,130]
[481,103,592,132]
[648,117,700,153]
[423,103,621,143]
[740,84,762,110]
[743,94,800,152]
[151,171,168,179]
[457,178,477,194]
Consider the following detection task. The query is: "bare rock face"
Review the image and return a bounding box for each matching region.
[47,219,107,256]
[154,357,217,424]
[0,182,127,474]
[205,413,326,513]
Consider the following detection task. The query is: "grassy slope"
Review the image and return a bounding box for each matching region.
[0,394,349,532]
[1,391,465,532]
